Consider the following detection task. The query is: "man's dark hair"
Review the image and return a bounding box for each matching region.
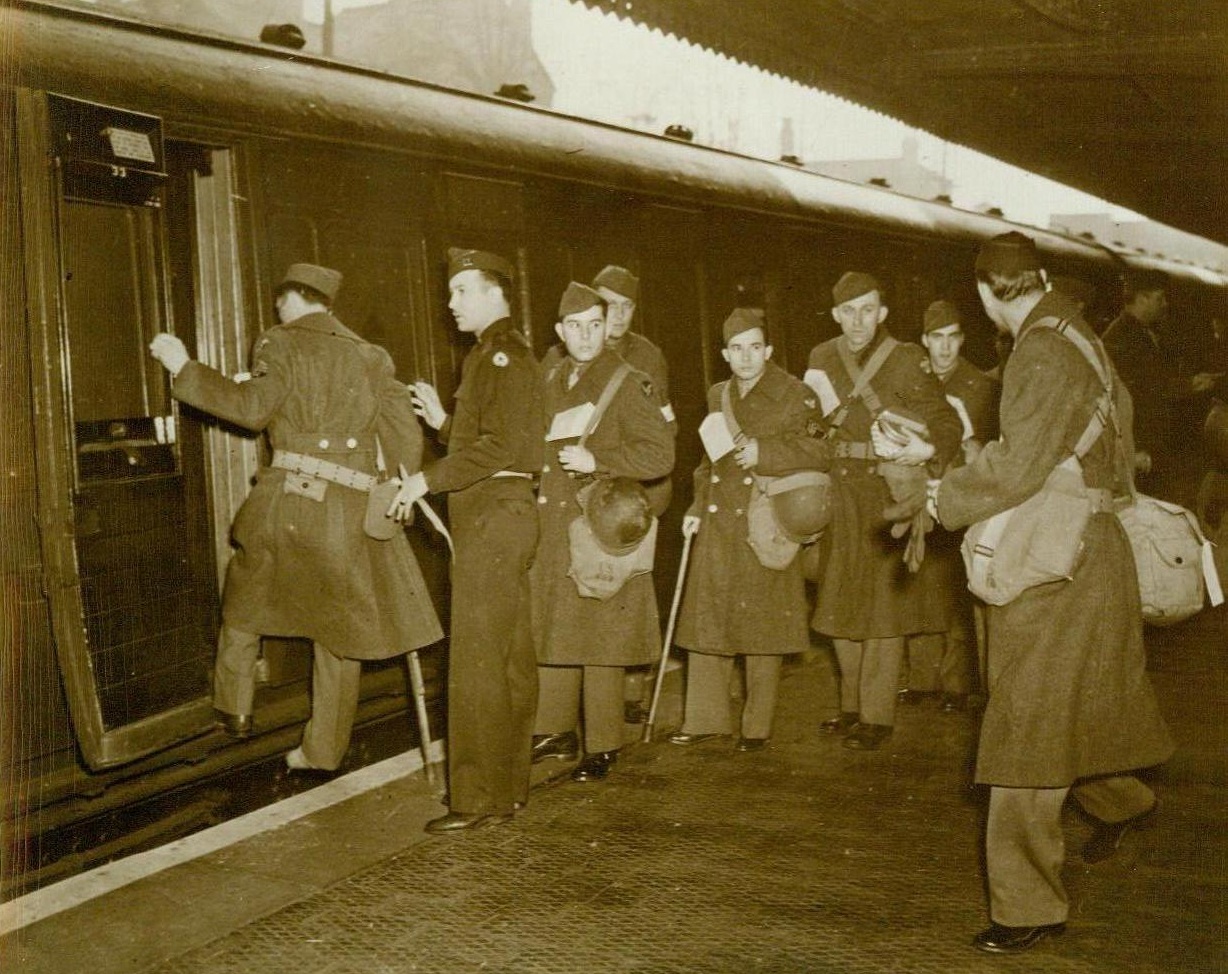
[1122,270,1168,304]
[975,268,1046,303]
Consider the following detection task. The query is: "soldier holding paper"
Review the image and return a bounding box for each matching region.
[670,309,831,751]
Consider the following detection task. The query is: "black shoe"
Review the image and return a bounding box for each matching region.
[424,811,513,834]
[213,708,253,739]
[668,732,726,746]
[624,700,651,724]
[940,693,968,714]
[571,750,617,782]
[531,731,579,764]
[735,737,768,752]
[972,922,1066,954]
[1082,801,1159,864]
[897,689,935,706]
[819,712,859,735]
[843,723,892,751]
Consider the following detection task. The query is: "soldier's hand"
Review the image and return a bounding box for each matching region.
[410,381,448,431]
[872,421,934,466]
[734,438,759,469]
[682,515,701,538]
[387,469,428,521]
[149,333,190,377]
[558,444,596,474]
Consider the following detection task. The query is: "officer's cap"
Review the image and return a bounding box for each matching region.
[447,248,514,282]
[832,271,882,307]
[975,232,1042,276]
[592,265,639,302]
[559,282,604,319]
[923,300,962,334]
[278,263,342,302]
[722,307,767,344]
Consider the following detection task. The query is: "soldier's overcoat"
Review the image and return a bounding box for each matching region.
[675,362,831,656]
[938,292,1174,786]
[172,312,443,660]
[807,332,963,639]
[531,347,675,667]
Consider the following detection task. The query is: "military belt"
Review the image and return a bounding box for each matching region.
[271,450,376,491]
[833,441,875,460]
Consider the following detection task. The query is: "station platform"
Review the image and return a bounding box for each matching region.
[4,605,1225,974]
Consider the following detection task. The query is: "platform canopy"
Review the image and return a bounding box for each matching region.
[577,0,1228,245]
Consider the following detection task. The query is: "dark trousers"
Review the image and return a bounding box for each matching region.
[445,481,539,816]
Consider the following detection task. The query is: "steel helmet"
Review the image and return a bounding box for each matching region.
[766,470,832,542]
[581,477,654,555]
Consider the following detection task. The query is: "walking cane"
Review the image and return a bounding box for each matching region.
[642,530,695,743]
[406,650,440,791]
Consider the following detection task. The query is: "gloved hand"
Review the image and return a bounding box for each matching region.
[880,462,928,522]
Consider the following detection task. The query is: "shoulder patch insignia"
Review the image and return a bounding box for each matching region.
[803,396,817,410]
[806,419,822,438]
[493,351,509,367]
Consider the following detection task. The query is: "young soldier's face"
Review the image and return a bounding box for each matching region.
[721,327,772,381]
[833,291,887,353]
[922,323,964,373]
[448,270,500,334]
[596,287,635,340]
[556,306,608,363]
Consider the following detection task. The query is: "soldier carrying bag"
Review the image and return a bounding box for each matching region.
[566,363,660,600]
[961,317,1223,619]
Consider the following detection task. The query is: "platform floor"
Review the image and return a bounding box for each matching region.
[5,605,1226,974]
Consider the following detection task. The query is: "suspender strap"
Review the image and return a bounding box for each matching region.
[578,362,633,448]
[719,380,745,444]
[829,335,898,430]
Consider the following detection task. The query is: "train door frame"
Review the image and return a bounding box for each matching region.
[14,90,236,770]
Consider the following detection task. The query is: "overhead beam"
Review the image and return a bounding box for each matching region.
[904,35,1228,77]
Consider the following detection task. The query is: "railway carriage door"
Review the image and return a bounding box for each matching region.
[17,93,222,769]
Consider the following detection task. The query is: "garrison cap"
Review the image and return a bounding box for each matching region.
[559,282,604,319]
[279,263,342,302]
[447,247,514,281]
[922,300,962,334]
[1050,276,1097,307]
[592,265,639,302]
[832,271,882,307]
[722,307,767,344]
[975,232,1042,276]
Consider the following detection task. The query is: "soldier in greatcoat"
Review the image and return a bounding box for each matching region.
[806,272,963,750]
[541,265,676,723]
[390,248,544,833]
[529,283,675,782]
[883,232,1174,954]
[148,263,443,772]
[902,300,999,712]
[670,309,831,750]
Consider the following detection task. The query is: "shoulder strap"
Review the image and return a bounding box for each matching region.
[830,335,898,428]
[719,379,746,444]
[578,362,633,448]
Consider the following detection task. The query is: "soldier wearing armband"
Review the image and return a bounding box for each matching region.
[529,283,674,782]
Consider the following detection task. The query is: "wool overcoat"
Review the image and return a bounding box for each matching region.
[807,332,963,639]
[172,312,443,660]
[531,347,675,667]
[938,292,1174,786]
[675,362,831,656]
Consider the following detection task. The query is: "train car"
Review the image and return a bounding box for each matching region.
[3,0,1222,896]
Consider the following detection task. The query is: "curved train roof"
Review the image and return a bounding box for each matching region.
[13,1,1223,290]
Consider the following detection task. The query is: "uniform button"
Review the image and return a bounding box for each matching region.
[742,476,753,486]
[318,438,329,449]
[542,464,550,473]
[707,504,718,513]
[346,437,358,449]
[538,496,547,505]
[710,475,720,484]
[559,501,568,508]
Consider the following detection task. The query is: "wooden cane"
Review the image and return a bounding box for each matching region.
[406,650,440,791]
[642,530,694,743]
